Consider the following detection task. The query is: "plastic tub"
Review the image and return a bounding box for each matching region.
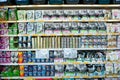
[113,0,120,4]
[98,0,110,4]
[83,0,96,4]
[48,0,64,4]
[15,0,29,5]
[65,0,80,4]
[32,0,47,4]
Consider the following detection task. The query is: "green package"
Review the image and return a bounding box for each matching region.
[0,8,8,20]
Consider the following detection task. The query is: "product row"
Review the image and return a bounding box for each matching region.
[0,50,120,63]
[0,9,120,21]
[0,78,120,80]
[0,0,120,5]
[1,23,120,35]
[0,63,120,77]
[0,36,120,49]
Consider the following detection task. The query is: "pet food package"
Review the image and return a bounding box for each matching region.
[53,23,62,34]
[35,22,44,34]
[105,63,113,75]
[112,9,120,19]
[26,22,35,34]
[34,10,43,20]
[44,23,53,34]
[8,8,17,21]
[0,8,8,20]
[18,23,26,34]
[71,22,79,34]
[17,10,26,20]
[26,10,34,20]
[117,36,120,48]
[113,63,120,75]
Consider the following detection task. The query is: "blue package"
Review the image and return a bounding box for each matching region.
[23,52,28,58]
[28,72,33,76]
[36,59,41,63]
[42,65,46,70]
[38,65,42,71]
[33,72,37,76]
[23,58,28,63]
[41,59,45,63]
[24,72,28,77]
[28,51,32,58]
[24,65,28,71]
[32,58,36,63]
[33,65,38,71]
[28,66,33,72]
[50,65,55,71]
[28,59,32,62]
[46,71,50,76]
[41,71,46,76]
[45,65,50,71]
[37,72,42,76]
[50,71,55,76]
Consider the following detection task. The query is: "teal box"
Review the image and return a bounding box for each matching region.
[15,0,29,5]
[98,0,110,4]
[48,0,64,4]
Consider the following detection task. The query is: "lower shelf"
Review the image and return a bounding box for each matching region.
[1,75,120,79]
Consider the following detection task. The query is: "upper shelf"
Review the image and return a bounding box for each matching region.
[0,5,120,8]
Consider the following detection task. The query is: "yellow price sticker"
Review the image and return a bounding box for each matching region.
[84,62,89,64]
[74,62,80,64]
[63,62,68,65]
[64,76,70,78]
[38,20,44,22]
[113,75,118,77]
[74,76,80,78]
[83,76,89,78]
[41,34,47,36]
[25,77,34,80]
[93,76,100,78]
[30,20,34,22]
[32,34,39,36]
[23,34,29,36]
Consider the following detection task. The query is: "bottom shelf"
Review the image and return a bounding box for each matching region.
[1,75,120,79]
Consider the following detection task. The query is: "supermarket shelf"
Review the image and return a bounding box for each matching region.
[2,75,120,79]
[1,5,120,8]
[0,21,16,23]
[0,62,106,66]
[1,61,119,66]
[0,33,119,37]
[0,20,120,23]
[1,77,55,79]
[0,48,108,51]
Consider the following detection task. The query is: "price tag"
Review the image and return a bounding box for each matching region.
[23,34,29,36]
[64,76,70,78]
[83,76,89,78]
[74,76,80,78]
[84,62,89,64]
[32,34,39,36]
[25,77,34,80]
[41,34,47,36]
[74,62,80,64]
[30,20,34,22]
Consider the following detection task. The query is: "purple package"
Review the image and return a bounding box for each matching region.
[6,51,11,57]
[6,58,11,63]
[0,52,2,57]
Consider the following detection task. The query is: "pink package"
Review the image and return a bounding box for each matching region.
[6,51,11,57]
[0,23,8,29]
